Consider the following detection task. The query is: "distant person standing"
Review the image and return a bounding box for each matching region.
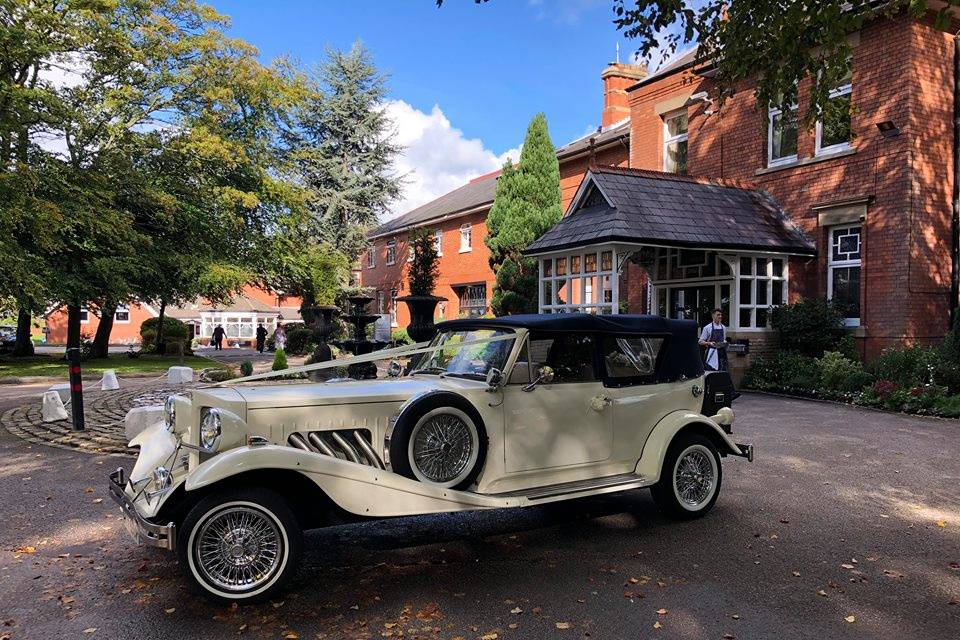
[212,324,225,351]
[273,323,286,352]
[698,308,729,371]
[255,323,268,353]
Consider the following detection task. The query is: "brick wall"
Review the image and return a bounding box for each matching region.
[627,12,957,359]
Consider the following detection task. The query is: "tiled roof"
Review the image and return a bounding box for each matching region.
[524,165,815,256]
[369,120,632,239]
[167,293,286,319]
[369,173,498,239]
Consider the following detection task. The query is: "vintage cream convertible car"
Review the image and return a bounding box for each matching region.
[109,314,752,603]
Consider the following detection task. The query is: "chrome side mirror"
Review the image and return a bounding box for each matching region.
[387,361,402,377]
[485,367,504,390]
[522,365,555,392]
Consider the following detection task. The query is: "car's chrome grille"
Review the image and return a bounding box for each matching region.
[287,429,384,469]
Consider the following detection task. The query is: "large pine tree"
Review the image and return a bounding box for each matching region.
[485,113,562,315]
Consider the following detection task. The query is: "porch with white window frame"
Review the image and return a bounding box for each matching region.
[535,243,792,332]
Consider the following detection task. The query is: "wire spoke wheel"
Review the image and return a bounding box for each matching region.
[672,444,717,510]
[409,408,479,486]
[193,505,284,593]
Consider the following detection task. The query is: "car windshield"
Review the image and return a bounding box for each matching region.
[412,328,515,379]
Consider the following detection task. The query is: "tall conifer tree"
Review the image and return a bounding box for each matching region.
[485,113,562,315]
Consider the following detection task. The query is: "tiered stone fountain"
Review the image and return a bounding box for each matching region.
[336,294,386,379]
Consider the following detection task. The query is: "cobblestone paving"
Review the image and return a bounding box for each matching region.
[1,382,191,456]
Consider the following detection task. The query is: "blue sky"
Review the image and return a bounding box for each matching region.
[208,0,689,217]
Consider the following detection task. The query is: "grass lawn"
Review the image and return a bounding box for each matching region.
[0,354,225,378]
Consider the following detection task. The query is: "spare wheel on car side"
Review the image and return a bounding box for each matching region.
[389,394,487,490]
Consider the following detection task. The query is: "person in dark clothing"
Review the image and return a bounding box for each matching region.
[212,324,225,351]
[698,308,729,371]
[255,323,268,354]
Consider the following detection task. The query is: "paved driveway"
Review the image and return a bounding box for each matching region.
[0,394,957,639]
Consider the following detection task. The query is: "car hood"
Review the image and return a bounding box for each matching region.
[230,376,483,410]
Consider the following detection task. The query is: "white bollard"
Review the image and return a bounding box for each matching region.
[100,369,120,390]
[48,383,71,403]
[124,405,165,440]
[41,391,69,422]
[167,366,193,384]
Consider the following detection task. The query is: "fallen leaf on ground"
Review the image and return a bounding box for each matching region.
[653,621,662,629]
[948,562,959,570]
[510,607,522,614]
[817,590,828,597]
[656,608,668,615]
[731,614,740,620]
[555,622,571,629]
[936,520,946,528]
[14,546,36,554]
[792,571,801,577]
[82,629,96,635]
[723,635,735,639]
[841,564,855,570]
[164,608,175,614]
[480,633,497,640]
[844,616,856,623]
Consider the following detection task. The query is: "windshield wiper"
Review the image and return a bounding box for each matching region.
[412,366,448,376]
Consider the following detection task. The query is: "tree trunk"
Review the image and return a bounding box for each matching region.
[67,304,82,352]
[12,305,34,357]
[154,300,167,353]
[92,303,116,359]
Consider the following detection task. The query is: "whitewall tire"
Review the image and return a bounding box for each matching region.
[651,433,722,520]
[177,487,302,604]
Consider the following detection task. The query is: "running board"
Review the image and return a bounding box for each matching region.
[494,473,648,501]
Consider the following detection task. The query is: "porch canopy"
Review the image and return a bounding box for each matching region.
[524,166,816,332]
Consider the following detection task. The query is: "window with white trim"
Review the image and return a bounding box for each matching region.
[434,229,443,256]
[663,110,688,174]
[737,256,788,329]
[541,249,616,314]
[366,246,375,268]
[459,223,472,252]
[79,306,89,323]
[768,101,798,167]
[390,289,398,326]
[827,225,861,326]
[377,290,385,314]
[385,239,397,265]
[454,283,487,317]
[408,243,414,263]
[114,305,130,323]
[816,66,853,155]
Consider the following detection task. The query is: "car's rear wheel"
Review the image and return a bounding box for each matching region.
[177,487,302,604]
[390,401,487,490]
[650,432,722,520]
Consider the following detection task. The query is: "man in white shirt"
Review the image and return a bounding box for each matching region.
[699,308,729,371]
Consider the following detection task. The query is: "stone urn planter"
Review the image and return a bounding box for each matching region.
[397,295,447,343]
[300,305,339,380]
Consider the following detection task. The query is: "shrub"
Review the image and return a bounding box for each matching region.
[239,360,253,377]
[870,345,939,389]
[816,351,863,391]
[391,328,413,345]
[742,351,819,392]
[840,370,876,393]
[201,367,237,382]
[140,317,190,351]
[770,298,847,357]
[933,393,960,418]
[272,348,288,371]
[283,323,315,356]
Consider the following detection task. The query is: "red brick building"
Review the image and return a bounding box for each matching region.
[368,9,959,370]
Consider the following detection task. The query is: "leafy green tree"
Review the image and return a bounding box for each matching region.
[485,113,562,315]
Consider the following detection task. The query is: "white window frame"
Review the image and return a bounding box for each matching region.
[434,229,443,257]
[114,304,131,324]
[662,109,688,174]
[767,102,798,167]
[79,306,89,324]
[539,247,617,315]
[459,223,472,253]
[827,225,862,327]
[390,289,398,327]
[815,82,853,156]
[407,244,414,263]
[377,290,385,315]
[385,239,397,265]
[366,246,376,269]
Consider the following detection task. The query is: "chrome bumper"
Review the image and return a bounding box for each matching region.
[734,442,755,462]
[108,467,176,551]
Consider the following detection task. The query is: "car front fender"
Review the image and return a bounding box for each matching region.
[634,410,745,484]
[183,444,515,517]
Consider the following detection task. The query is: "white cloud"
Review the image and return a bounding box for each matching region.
[383,100,520,219]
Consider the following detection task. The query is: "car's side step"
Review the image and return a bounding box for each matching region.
[494,473,648,501]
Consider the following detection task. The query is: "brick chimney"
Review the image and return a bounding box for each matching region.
[600,62,647,128]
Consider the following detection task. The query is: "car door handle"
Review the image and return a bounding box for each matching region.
[590,395,613,412]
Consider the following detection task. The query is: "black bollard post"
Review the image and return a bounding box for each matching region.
[66,347,85,431]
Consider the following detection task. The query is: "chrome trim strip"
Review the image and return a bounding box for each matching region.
[353,430,385,469]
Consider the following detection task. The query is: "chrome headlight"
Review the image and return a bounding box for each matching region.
[152,466,172,490]
[163,395,177,432]
[200,408,222,451]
